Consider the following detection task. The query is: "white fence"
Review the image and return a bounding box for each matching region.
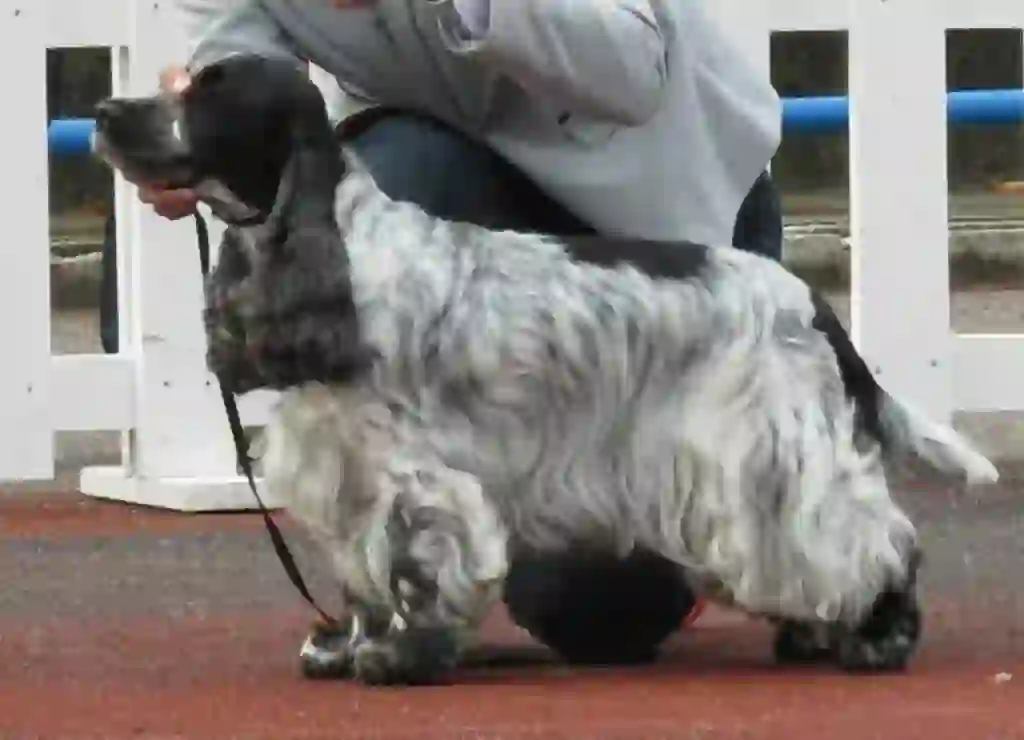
[1,0,1022,511]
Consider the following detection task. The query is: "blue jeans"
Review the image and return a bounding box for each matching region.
[98,111,783,663]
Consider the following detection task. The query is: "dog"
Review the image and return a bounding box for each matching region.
[93,54,999,686]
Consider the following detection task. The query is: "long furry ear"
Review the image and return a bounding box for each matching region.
[273,99,346,234]
[203,93,376,394]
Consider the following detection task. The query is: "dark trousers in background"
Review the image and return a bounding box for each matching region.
[100,213,118,353]
[97,111,784,663]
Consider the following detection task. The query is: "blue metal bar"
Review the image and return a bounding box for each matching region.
[45,88,1024,154]
[782,88,1024,134]
[950,88,1024,125]
[48,117,95,156]
[782,95,848,134]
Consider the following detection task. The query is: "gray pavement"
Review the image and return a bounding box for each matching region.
[3,477,1020,648]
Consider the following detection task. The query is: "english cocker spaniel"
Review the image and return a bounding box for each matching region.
[93,54,998,686]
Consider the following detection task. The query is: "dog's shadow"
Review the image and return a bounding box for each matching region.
[459,643,560,671]
[449,626,792,686]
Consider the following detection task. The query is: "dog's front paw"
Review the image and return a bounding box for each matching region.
[298,621,357,680]
[352,628,460,687]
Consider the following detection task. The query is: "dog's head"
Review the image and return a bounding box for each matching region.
[94,54,373,392]
[93,54,341,226]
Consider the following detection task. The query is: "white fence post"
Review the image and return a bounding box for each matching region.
[847,0,953,422]
[0,3,54,480]
[79,0,277,510]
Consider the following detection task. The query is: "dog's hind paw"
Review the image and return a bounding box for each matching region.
[833,549,924,673]
[832,587,923,673]
[352,627,460,687]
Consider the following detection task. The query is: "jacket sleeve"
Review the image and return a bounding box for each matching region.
[173,0,301,70]
[437,0,668,126]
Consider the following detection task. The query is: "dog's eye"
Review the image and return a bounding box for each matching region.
[192,64,225,88]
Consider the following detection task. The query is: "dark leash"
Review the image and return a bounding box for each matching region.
[192,211,337,626]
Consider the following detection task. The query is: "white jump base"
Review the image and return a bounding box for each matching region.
[80,466,284,512]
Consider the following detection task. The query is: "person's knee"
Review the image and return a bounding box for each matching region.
[732,171,783,261]
[344,113,591,234]
[503,548,695,665]
[346,115,502,223]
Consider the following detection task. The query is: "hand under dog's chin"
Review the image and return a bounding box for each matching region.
[92,131,194,189]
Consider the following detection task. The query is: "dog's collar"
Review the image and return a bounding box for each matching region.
[214,209,270,228]
[195,187,269,228]
[184,174,272,228]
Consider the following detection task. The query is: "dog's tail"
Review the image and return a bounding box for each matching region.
[809,291,998,485]
[877,393,999,485]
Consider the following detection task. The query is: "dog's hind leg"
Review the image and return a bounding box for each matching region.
[766,458,924,673]
[350,460,509,686]
[686,421,922,671]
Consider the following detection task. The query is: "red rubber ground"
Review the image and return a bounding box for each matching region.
[1,485,1021,739]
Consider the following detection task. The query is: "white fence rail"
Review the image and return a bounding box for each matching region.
[1,0,1022,510]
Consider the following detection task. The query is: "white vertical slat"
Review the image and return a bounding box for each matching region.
[769,0,849,32]
[50,355,134,431]
[124,0,240,482]
[941,0,1024,30]
[79,0,243,507]
[111,43,135,466]
[80,1,280,509]
[0,4,53,480]
[847,0,953,422]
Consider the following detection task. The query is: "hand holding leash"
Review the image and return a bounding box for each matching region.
[136,66,200,221]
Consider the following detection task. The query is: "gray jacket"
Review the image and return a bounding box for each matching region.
[176,0,781,245]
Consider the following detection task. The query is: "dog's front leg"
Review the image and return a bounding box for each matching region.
[350,459,509,686]
[262,385,507,685]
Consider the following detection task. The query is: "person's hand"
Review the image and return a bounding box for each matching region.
[159,65,192,95]
[138,185,199,220]
[134,65,198,221]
